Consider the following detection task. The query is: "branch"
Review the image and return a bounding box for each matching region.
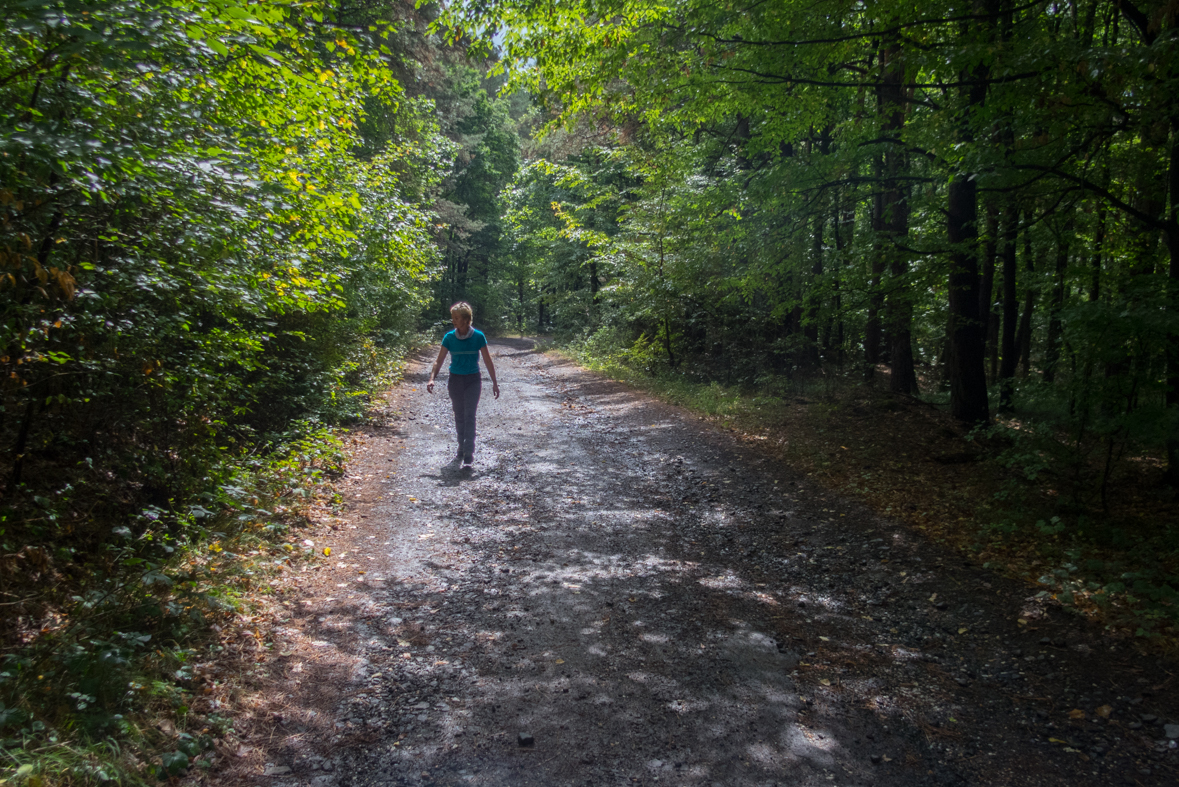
[669,2,1044,49]
[0,39,70,89]
[709,63,1042,91]
[1113,0,1156,46]
[1009,163,1173,232]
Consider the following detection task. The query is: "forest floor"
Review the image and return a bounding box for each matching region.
[202,339,1178,787]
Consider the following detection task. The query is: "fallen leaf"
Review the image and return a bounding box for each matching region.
[1049,737,1067,745]
[819,678,831,686]
[928,593,938,602]
[882,755,892,762]
[555,658,565,664]
[1095,705,1113,718]
[323,547,331,556]
[819,636,830,641]
[958,627,968,634]
[1069,709,1085,720]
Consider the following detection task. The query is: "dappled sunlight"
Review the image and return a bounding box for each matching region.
[236,342,1158,787]
[698,572,746,590]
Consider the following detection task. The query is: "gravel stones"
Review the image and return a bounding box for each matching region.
[241,340,1179,787]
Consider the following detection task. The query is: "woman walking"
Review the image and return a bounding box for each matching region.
[426,301,499,466]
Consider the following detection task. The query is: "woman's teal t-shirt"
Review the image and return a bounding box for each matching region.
[442,328,487,375]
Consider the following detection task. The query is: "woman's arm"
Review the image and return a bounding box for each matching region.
[426,345,448,393]
[480,345,500,399]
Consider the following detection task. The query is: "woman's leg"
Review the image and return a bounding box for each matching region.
[447,375,467,457]
[459,375,482,460]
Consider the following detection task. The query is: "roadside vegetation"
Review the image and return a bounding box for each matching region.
[0,1,520,783]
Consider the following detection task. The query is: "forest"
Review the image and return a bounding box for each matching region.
[1,0,1177,782]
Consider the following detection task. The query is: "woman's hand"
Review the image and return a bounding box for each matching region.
[492,382,500,399]
[427,346,447,395]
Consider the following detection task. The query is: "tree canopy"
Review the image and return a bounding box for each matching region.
[448,0,1179,485]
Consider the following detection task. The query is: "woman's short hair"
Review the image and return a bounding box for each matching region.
[450,301,473,320]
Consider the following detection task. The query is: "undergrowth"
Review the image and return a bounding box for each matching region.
[0,340,418,787]
[564,334,1179,650]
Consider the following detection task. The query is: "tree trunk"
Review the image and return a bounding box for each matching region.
[663,317,677,368]
[1165,120,1179,485]
[1090,204,1106,302]
[1016,213,1037,375]
[1043,238,1069,383]
[981,205,999,383]
[876,39,918,395]
[946,4,993,425]
[948,175,990,424]
[805,213,824,368]
[864,155,885,380]
[997,205,1019,412]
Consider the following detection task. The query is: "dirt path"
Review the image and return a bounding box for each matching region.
[240,339,1177,787]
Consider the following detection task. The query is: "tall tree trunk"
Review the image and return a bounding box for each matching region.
[1165,120,1179,485]
[997,205,1019,412]
[805,213,824,368]
[981,205,1000,383]
[1043,238,1069,383]
[832,193,852,369]
[663,316,677,368]
[518,275,526,331]
[877,38,918,395]
[589,257,601,327]
[864,155,885,380]
[946,2,994,425]
[948,176,989,424]
[1016,211,1037,375]
[1090,204,1106,302]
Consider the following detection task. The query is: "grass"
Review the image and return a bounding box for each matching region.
[563,341,1179,651]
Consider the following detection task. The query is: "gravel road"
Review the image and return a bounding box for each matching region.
[248,339,1178,787]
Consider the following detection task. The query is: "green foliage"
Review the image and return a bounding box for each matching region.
[456,0,1179,478]
[0,0,436,551]
[445,0,1179,638]
[0,421,348,783]
[428,63,523,327]
[0,0,464,781]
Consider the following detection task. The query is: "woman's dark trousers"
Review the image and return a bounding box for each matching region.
[447,373,482,460]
